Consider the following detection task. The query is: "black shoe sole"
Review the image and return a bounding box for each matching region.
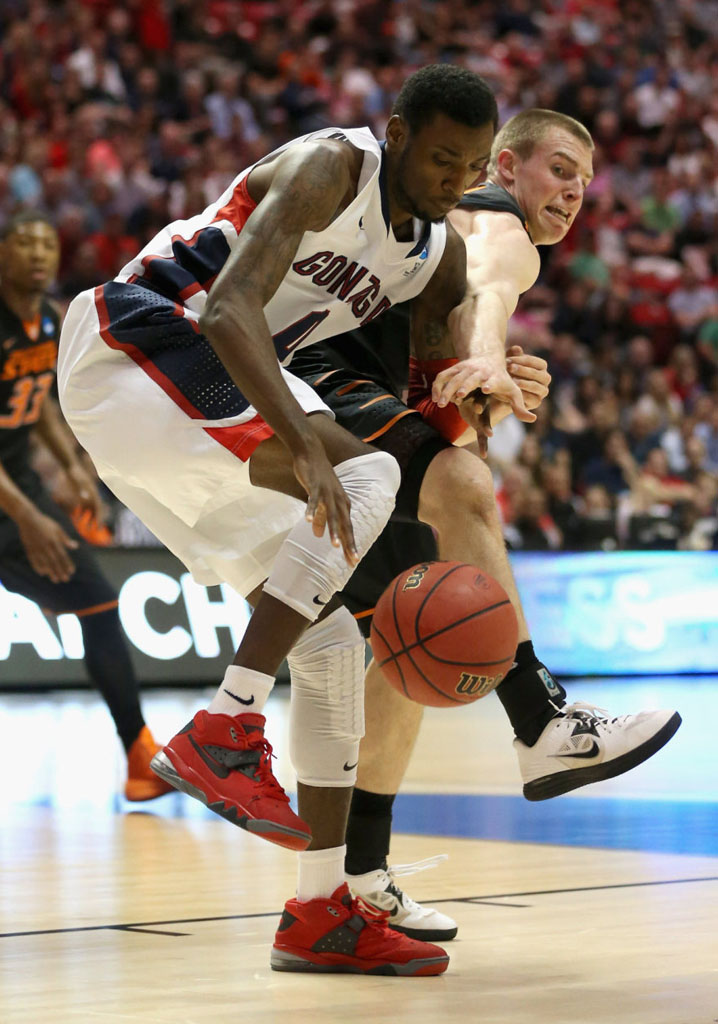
[523,711,682,802]
[391,923,458,942]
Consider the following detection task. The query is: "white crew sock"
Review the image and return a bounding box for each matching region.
[296,845,347,902]
[208,665,275,716]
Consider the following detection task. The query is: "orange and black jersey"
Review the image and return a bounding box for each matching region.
[0,296,60,479]
[289,182,529,399]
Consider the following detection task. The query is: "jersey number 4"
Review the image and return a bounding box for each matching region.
[0,372,55,428]
[272,310,329,361]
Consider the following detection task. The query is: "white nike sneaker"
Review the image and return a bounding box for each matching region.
[347,856,458,942]
[516,702,682,802]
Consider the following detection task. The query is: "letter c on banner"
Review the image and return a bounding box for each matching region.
[118,571,192,660]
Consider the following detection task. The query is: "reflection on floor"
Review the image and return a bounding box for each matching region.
[1,677,716,1024]
[2,676,715,851]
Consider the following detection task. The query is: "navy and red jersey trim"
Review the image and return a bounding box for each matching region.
[126,176,258,303]
[94,176,290,463]
[94,283,274,461]
[126,225,231,302]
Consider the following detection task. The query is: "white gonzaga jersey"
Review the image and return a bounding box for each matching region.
[57,126,448,539]
[115,126,447,364]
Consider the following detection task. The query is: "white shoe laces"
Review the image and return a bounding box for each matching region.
[387,854,448,878]
[560,701,622,731]
[365,855,448,915]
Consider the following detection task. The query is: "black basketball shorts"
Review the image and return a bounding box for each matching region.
[341,520,439,638]
[291,347,453,638]
[297,355,451,520]
[0,479,118,615]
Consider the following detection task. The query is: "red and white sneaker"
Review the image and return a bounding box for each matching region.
[270,882,449,975]
[150,710,311,851]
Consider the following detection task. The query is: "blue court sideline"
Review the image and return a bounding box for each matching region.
[393,793,718,857]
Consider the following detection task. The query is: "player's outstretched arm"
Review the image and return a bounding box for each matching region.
[198,141,360,563]
[433,211,539,421]
[408,226,497,444]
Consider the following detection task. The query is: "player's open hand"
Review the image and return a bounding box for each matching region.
[292,432,358,567]
[433,355,536,423]
[17,508,78,583]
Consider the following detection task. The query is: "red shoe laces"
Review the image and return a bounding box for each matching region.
[247,735,290,802]
[353,894,392,930]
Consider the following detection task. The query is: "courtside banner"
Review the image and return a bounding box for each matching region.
[0,548,250,686]
[1,550,717,686]
[512,550,718,675]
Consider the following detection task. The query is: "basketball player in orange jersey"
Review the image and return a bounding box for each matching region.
[0,212,172,801]
[58,66,520,974]
[289,110,681,939]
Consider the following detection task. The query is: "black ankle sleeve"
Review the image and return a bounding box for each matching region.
[345,789,395,875]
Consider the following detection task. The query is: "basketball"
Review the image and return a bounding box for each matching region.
[370,560,518,708]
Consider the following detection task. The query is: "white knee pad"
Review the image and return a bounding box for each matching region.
[264,450,400,620]
[288,605,366,787]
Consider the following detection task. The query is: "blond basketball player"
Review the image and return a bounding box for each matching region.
[288,110,682,940]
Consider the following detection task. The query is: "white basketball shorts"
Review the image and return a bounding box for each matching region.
[57,286,335,597]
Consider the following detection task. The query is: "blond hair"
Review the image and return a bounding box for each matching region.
[487,109,593,177]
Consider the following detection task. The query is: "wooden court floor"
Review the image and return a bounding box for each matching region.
[1,678,716,1024]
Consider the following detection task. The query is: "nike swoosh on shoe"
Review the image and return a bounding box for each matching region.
[550,740,600,759]
[188,734,231,778]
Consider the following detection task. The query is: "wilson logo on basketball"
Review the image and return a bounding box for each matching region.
[402,564,431,590]
[455,672,503,697]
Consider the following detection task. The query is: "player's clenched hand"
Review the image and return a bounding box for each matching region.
[433,355,536,423]
[17,509,78,583]
[505,346,551,411]
[292,433,358,567]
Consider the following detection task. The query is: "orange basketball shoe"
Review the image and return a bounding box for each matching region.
[124,726,175,801]
[150,710,311,851]
[271,883,449,975]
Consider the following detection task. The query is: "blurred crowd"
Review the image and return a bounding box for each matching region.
[3,0,718,551]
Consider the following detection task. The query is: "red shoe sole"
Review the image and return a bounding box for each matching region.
[151,748,311,851]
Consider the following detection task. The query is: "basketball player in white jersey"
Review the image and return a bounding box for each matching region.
[58,65,521,975]
[288,109,681,940]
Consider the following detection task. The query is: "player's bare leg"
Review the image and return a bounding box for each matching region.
[235,585,354,855]
[346,650,458,941]
[349,443,679,933]
[356,445,538,802]
[152,415,401,851]
[356,657,423,796]
[347,446,527,939]
[418,446,531,640]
